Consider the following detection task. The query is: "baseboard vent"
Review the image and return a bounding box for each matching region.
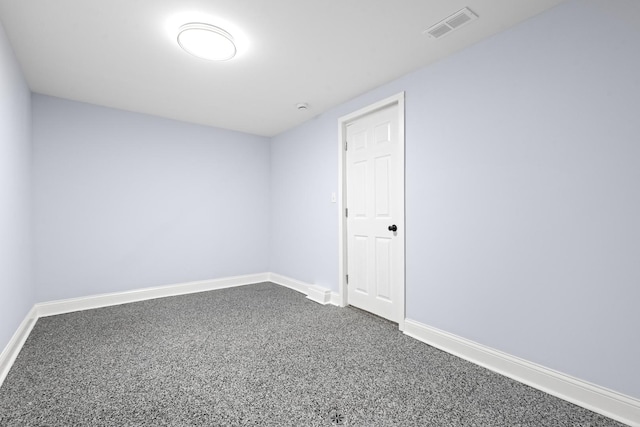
[424,7,478,39]
[306,285,332,305]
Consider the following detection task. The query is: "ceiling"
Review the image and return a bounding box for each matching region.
[0,0,567,137]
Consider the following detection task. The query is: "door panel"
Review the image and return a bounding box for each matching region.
[353,235,368,294]
[352,161,367,217]
[375,237,392,300]
[374,155,391,218]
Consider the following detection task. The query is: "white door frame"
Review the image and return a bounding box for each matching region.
[338,92,406,331]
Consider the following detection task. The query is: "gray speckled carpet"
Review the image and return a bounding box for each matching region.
[0,282,626,426]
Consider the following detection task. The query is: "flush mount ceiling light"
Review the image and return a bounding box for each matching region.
[177,23,237,61]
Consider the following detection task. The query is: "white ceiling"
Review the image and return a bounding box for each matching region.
[0,0,567,137]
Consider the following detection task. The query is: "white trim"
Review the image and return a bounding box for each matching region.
[2,276,638,425]
[1,273,270,387]
[36,273,270,318]
[0,306,38,388]
[404,319,640,427]
[330,291,342,307]
[1,272,336,388]
[338,92,406,331]
[268,272,310,295]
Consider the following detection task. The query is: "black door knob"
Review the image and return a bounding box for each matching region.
[388,224,397,232]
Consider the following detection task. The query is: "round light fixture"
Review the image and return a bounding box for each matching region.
[177,23,237,61]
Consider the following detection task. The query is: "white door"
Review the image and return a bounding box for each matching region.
[344,100,404,323]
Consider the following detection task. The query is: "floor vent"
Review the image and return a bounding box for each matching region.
[424,7,478,39]
[329,408,345,425]
[306,285,332,305]
[316,406,345,425]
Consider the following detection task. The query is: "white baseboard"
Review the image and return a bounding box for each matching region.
[0,273,270,388]
[0,306,38,388]
[36,273,270,318]
[403,319,640,427]
[6,276,635,426]
[1,272,326,388]
[268,272,309,295]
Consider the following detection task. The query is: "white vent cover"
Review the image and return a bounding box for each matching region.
[424,7,478,39]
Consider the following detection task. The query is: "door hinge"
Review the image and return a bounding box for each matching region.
[346,274,349,284]
[344,140,348,151]
[345,208,348,218]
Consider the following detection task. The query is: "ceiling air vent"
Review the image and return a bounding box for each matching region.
[424,7,478,39]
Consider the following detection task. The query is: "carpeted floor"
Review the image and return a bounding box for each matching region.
[0,282,627,426]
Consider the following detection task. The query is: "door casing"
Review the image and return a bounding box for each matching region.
[338,92,406,331]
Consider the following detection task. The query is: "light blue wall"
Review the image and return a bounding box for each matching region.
[269,118,339,289]
[33,95,270,301]
[0,22,33,352]
[270,0,640,399]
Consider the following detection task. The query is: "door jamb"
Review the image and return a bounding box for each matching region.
[337,92,406,331]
